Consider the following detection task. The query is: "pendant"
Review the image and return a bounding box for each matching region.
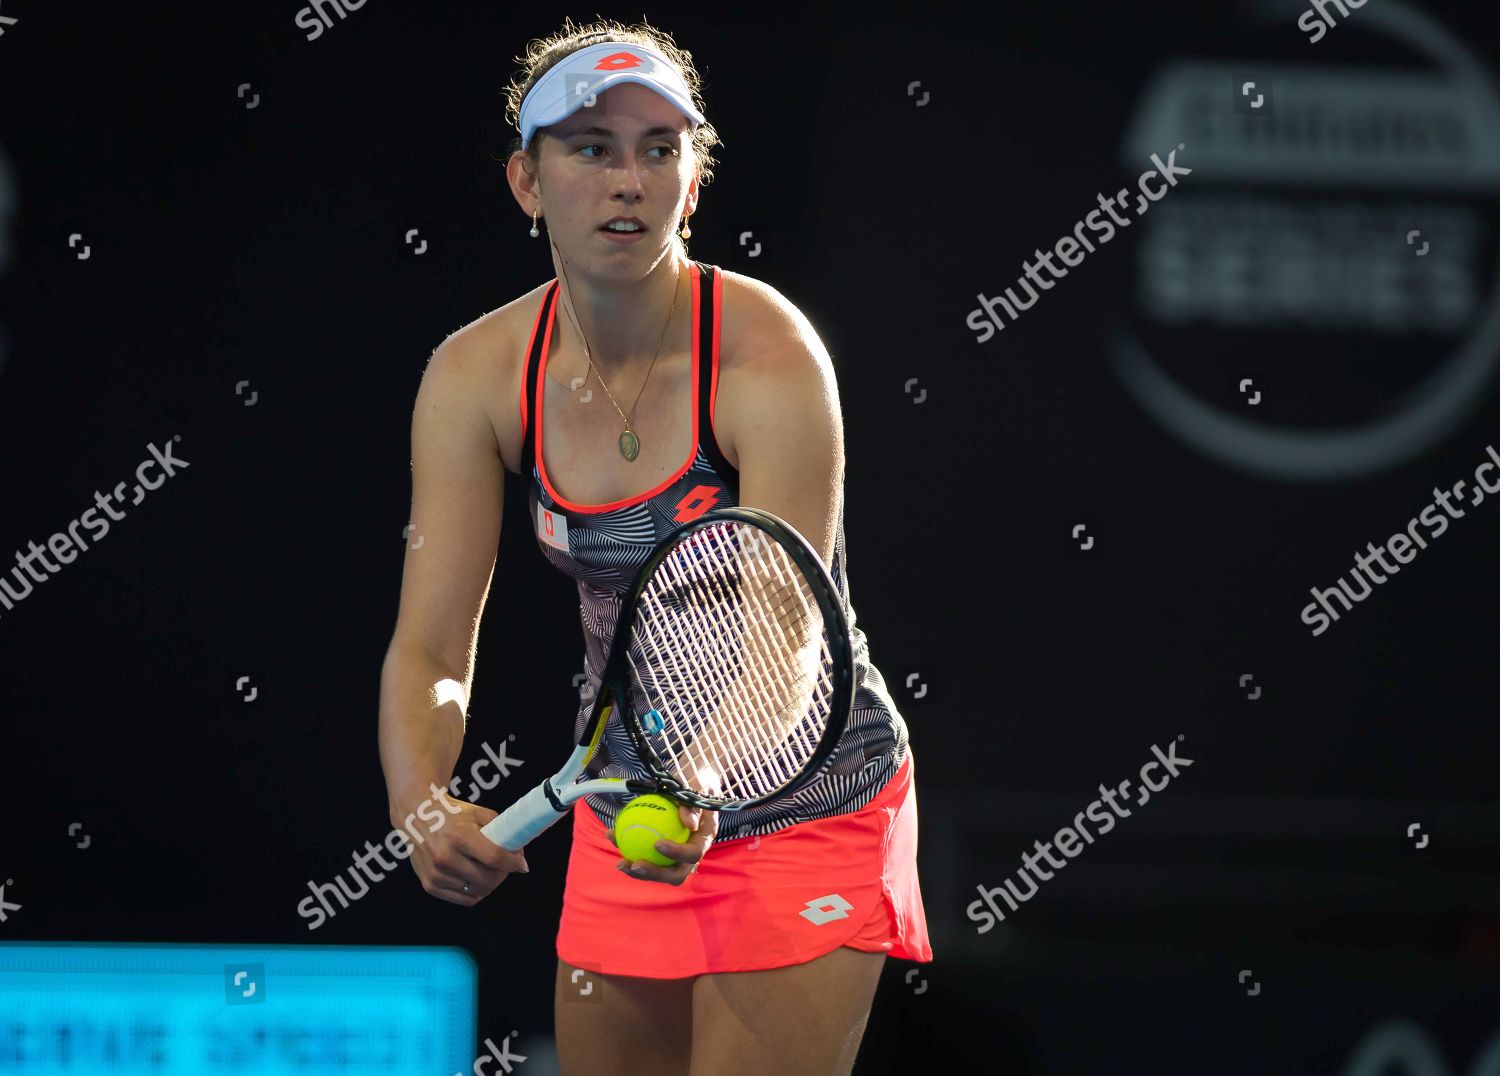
[619,430,640,462]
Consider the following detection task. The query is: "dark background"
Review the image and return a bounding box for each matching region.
[3,1,1499,1073]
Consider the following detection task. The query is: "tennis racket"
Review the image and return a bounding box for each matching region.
[480,505,854,852]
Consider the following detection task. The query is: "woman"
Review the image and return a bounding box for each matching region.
[378,18,931,1075]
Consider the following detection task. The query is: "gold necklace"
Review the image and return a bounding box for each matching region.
[558,262,680,462]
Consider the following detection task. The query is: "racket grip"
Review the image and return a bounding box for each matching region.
[481,779,571,851]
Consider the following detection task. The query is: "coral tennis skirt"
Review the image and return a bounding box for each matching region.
[556,751,933,979]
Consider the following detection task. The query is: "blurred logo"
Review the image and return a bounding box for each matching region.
[1112,0,1500,480]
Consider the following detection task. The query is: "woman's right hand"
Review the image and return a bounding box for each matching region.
[399,789,530,906]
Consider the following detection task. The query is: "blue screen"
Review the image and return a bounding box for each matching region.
[0,942,476,1074]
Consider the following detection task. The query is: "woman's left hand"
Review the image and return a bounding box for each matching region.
[617,803,719,886]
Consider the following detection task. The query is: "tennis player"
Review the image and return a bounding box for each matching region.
[378,18,931,1075]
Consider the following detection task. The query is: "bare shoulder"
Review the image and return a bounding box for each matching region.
[715,270,841,466]
[718,268,833,374]
[713,269,841,469]
[426,281,552,474]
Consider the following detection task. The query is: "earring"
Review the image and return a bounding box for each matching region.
[530,211,540,238]
[679,215,692,240]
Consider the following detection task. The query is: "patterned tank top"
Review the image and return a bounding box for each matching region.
[518,260,909,841]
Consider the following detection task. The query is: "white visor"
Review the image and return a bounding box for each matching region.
[518,40,705,150]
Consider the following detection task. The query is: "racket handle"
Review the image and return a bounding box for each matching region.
[481,779,571,851]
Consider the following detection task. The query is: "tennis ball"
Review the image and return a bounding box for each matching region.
[614,794,692,867]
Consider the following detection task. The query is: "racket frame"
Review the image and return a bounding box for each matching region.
[611,505,855,811]
[481,506,855,850]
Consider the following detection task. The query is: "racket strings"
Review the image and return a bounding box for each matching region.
[663,527,810,772]
[639,544,799,796]
[685,526,830,785]
[629,541,758,786]
[713,551,825,771]
[637,526,756,783]
[635,578,765,791]
[625,522,835,802]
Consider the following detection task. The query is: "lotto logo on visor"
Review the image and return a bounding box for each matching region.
[594,51,648,72]
[520,40,703,149]
[563,52,659,108]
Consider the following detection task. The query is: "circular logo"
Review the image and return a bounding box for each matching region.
[1111,0,1500,480]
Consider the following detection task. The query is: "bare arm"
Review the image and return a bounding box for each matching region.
[378,330,522,902]
[667,331,844,798]
[624,294,846,886]
[726,283,844,568]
